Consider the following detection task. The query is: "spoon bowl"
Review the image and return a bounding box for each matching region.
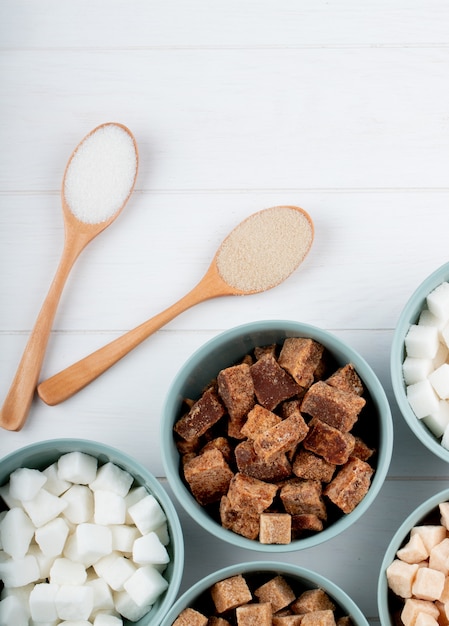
[37,205,314,405]
[0,122,138,431]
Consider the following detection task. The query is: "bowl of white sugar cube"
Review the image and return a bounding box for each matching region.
[391,262,449,462]
[378,486,449,626]
[0,438,184,626]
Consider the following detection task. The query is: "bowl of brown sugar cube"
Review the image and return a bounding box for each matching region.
[159,560,369,626]
[0,438,184,626]
[391,262,449,462]
[378,486,449,626]
[161,319,393,552]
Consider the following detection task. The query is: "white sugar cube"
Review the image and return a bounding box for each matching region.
[0,507,35,558]
[94,613,123,625]
[42,462,71,496]
[9,467,47,502]
[85,576,114,612]
[427,282,449,320]
[434,342,449,367]
[154,522,170,546]
[110,524,139,554]
[113,589,152,621]
[22,489,67,527]
[124,565,168,607]
[27,545,55,580]
[55,584,94,621]
[49,557,87,586]
[419,309,443,327]
[101,554,136,591]
[74,523,112,565]
[0,595,29,626]
[403,357,433,385]
[58,452,98,485]
[94,490,126,525]
[124,486,148,523]
[0,583,33,617]
[412,566,445,601]
[406,380,440,419]
[61,484,94,524]
[0,554,40,588]
[89,462,133,497]
[133,532,169,566]
[0,484,21,510]
[128,494,166,535]
[29,583,59,622]
[35,517,70,557]
[93,551,121,579]
[429,363,449,399]
[423,400,449,438]
[405,324,440,359]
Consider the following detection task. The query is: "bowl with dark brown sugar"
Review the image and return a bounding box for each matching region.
[161,320,393,552]
[159,560,369,626]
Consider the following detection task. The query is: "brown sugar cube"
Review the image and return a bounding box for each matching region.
[326,363,364,396]
[174,388,226,442]
[183,448,234,505]
[208,618,232,626]
[218,363,255,438]
[240,404,282,439]
[254,344,277,360]
[253,412,309,460]
[201,436,233,464]
[280,479,327,519]
[219,495,260,540]
[176,437,201,456]
[300,610,337,626]
[281,398,304,419]
[278,337,325,388]
[259,513,292,544]
[336,618,353,626]
[323,456,374,514]
[210,574,253,613]
[172,607,208,626]
[227,472,278,513]
[273,617,304,626]
[255,575,296,611]
[291,588,336,614]
[236,602,272,626]
[250,354,301,411]
[351,436,375,462]
[303,418,355,465]
[235,440,292,483]
[301,381,366,432]
[292,449,336,483]
[291,513,324,535]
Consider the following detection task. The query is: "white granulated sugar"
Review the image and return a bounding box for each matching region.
[216,206,313,292]
[64,124,137,224]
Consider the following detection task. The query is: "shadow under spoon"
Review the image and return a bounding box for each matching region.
[37,205,314,407]
[0,122,138,431]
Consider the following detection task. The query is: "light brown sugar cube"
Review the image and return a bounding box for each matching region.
[236,602,272,626]
[172,607,208,626]
[259,513,291,545]
[411,526,447,553]
[412,566,445,601]
[397,533,429,564]
[401,598,440,626]
[211,574,253,613]
[415,612,439,626]
[300,609,336,626]
[429,537,449,574]
[386,559,419,598]
[209,618,232,626]
[440,578,449,603]
[273,617,304,625]
[440,502,449,530]
[254,575,296,612]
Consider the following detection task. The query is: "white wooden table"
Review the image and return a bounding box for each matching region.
[1,2,449,623]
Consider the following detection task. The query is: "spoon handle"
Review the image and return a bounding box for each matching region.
[0,238,84,431]
[37,263,233,406]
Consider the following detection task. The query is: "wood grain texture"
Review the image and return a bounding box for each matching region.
[1,2,448,622]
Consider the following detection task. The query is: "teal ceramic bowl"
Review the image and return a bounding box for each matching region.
[377,487,449,626]
[161,320,393,552]
[0,438,184,626]
[391,262,449,462]
[159,561,369,626]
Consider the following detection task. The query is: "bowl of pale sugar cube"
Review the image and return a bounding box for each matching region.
[391,262,449,461]
[161,319,393,553]
[378,486,449,626]
[159,560,369,626]
[0,438,184,626]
